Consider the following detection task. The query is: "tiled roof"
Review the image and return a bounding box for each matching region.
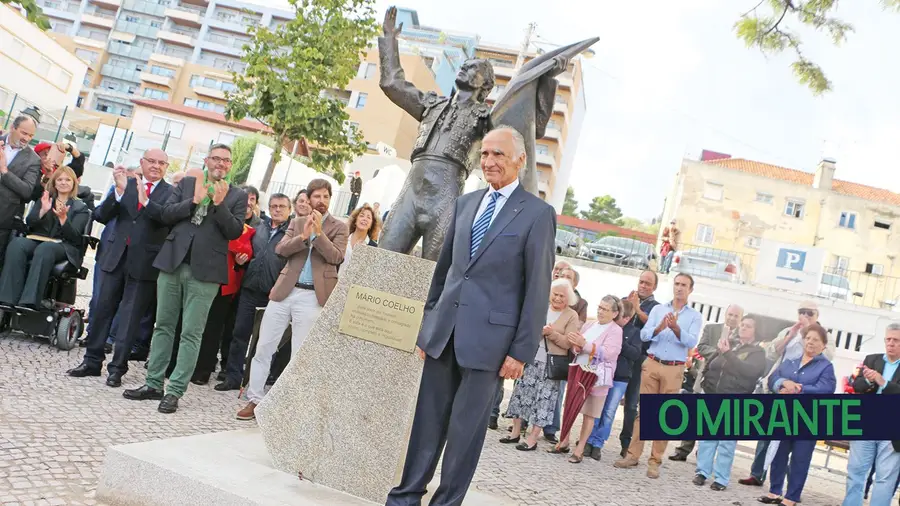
[557,215,657,244]
[130,99,271,133]
[703,158,900,207]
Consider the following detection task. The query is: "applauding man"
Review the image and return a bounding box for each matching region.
[123,145,247,414]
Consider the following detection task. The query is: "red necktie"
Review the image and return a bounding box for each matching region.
[138,182,152,210]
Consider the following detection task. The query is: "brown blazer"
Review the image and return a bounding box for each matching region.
[270,213,349,306]
[543,307,581,356]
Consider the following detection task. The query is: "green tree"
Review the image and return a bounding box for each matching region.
[227,135,262,185]
[225,0,378,191]
[4,1,50,30]
[618,217,646,231]
[580,195,623,225]
[735,0,900,94]
[562,186,578,217]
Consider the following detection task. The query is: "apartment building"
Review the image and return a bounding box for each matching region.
[38,0,293,124]
[661,153,900,308]
[475,42,588,211]
[0,5,87,120]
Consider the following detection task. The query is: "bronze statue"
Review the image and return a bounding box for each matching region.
[377,6,597,260]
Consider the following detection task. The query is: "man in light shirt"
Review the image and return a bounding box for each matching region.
[0,115,41,268]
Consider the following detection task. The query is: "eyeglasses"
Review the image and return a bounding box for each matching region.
[598,305,614,313]
[142,157,169,167]
[208,156,232,165]
[798,309,816,317]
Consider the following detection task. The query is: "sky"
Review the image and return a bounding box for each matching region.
[356,0,900,221]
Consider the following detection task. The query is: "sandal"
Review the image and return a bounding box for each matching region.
[515,442,537,451]
[547,446,570,454]
[499,435,520,444]
[568,453,583,464]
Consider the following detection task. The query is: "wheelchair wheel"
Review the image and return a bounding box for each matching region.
[55,312,84,351]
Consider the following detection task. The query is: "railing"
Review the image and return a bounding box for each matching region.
[205,32,249,49]
[84,8,117,19]
[196,55,247,73]
[160,45,192,59]
[122,0,166,16]
[100,64,142,83]
[107,40,152,60]
[168,4,206,15]
[42,1,82,13]
[115,19,160,38]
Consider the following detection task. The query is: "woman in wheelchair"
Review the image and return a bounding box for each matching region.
[0,166,90,310]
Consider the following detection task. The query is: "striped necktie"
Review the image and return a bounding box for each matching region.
[470,192,499,258]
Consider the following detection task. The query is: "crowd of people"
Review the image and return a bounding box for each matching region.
[2,117,900,505]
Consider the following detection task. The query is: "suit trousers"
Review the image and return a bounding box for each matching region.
[82,257,127,369]
[0,228,11,271]
[246,287,320,404]
[387,338,498,506]
[626,358,684,466]
[224,288,270,385]
[108,275,158,376]
[144,264,219,398]
[0,238,66,307]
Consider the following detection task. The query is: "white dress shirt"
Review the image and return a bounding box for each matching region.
[473,178,519,228]
[4,142,21,166]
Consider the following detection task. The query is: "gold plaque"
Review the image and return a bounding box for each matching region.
[338,284,426,353]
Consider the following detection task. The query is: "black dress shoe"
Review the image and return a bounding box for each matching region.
[158,394,179,414]
[584,443,594,456]
[216,371,227,382]
[129,352,148,362]
[620,447,628,459]
[104,343,113,354]
[214,380,240,392]
[590,446,602,461]
[487,416,498,430]
[669,452,688,462]
[710,482,726,491]
[67,363,101,377]
[693,473,707,486]
[123,385,164,401]
[106,374,122,388]
[544,433,559,444]
[190,372,210,386]
[757,496,783,504]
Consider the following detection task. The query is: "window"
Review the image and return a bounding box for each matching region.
[746,236,761,249]
[8,38,24,59]
[217,131,237,145]
[353,92,368,109]
[75,49,99,63]
[785,200,804,218]
[35,57,51,78]
[125,15,140,22]
[695,224,715,245]
[142,88,169,100]
[149,65,176,78]
[554,94,566,105]
[832,255,850,274]
[839,211,857,229]
[149,116,184,138]
[535,144,550,155]
[150,21,162,28]
[755,192,773,204]
[702,181,724,201]
[866,263,884,276]
[547,119,560,130]
[874,218,892,230]
[488,57,513,68]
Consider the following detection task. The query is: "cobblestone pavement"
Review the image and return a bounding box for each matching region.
[0,261,849,505]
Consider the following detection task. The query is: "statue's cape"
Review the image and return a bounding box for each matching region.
[489,37,599,197]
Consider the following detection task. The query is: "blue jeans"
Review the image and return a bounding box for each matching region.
[769,440,816,503]
[586,380,628,447]
[696,440,738,486]
[844,441,900,506]
[750,439,770,481]
[544,380,566,435]
[660,251,675,273]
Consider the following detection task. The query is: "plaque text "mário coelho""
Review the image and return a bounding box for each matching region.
[338,285,426,353]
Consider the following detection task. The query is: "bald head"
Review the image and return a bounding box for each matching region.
[141,148,168,183]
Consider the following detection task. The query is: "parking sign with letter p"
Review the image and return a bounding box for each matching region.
[777,249,806,271]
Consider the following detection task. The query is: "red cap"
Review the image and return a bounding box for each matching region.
[34,142,52,154]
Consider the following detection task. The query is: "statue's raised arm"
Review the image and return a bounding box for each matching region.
[378,6,430,121]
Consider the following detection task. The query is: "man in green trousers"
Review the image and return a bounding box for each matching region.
[123,144,247,413]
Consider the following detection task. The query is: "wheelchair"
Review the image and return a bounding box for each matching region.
[0,213,99,350]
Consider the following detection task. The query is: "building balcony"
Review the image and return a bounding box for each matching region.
[115,19,159,38]
[193,86,226,100]
[90,0,121,8]
[197,54,247,72]
[536,152,556,169]
[165,6,204,27]
[81,13,115,29]
[158,30,196,47]
[543,126,562,142]
[73,36,107,50]
[180,0,209,6]
[121,0,165,17]
[109,30,135,43]
[39,1,81,20]
[200,35,246,57]
[538,180,551,195]
[208,14,261,34]
[552,101,568,117]
[108,40,152,60]
[149,52,186,68]
[140,72,173,87]
[100,64,142,83]
[491,64,516,79]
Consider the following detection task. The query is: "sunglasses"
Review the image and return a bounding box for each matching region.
[798,309,816,317]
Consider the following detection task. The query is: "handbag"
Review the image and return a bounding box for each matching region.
[581,326,614,388]
[543,336,572,381]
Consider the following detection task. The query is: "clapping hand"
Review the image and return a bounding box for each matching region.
[627,290,640,308]
[135,172,149,206]
[566,331,586,349]
[717,337,731,354]
[211,180,229,206]
[0,139,7,174]
[53,200,70,225]
[863,366,887,386]
[309,210,323,235]
[39,190,52,216]
[300,215,315,241]
[113,166,128,194]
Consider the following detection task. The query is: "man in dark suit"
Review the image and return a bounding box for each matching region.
[386,127,555,506]
[67,149,174,386]
[0,115,41,268]
[843,323,900,506]
[123,144,247,414]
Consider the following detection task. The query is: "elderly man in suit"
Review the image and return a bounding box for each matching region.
[842,323,900,506]
[669,303,743,461]
[386,126,556,506]
[235,178,348,421]
[123,144,247,414]
[67,149,174,386]
[0,115,41,268]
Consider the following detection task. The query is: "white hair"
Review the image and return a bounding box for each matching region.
[550,278,577,306]
[491,125,526,160]
[887,322,900,332]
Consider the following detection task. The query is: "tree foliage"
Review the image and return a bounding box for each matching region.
[4,0,50,30]
[580,195,623,225]
[225,0,378,190]
[735,0,900,94]
[562,186,579,217]
[228,135,262,185]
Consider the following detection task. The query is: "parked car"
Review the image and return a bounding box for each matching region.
[555,229,580,257]
[818,272,852,301]
[583,236,655,270]
[671,247,745,283]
